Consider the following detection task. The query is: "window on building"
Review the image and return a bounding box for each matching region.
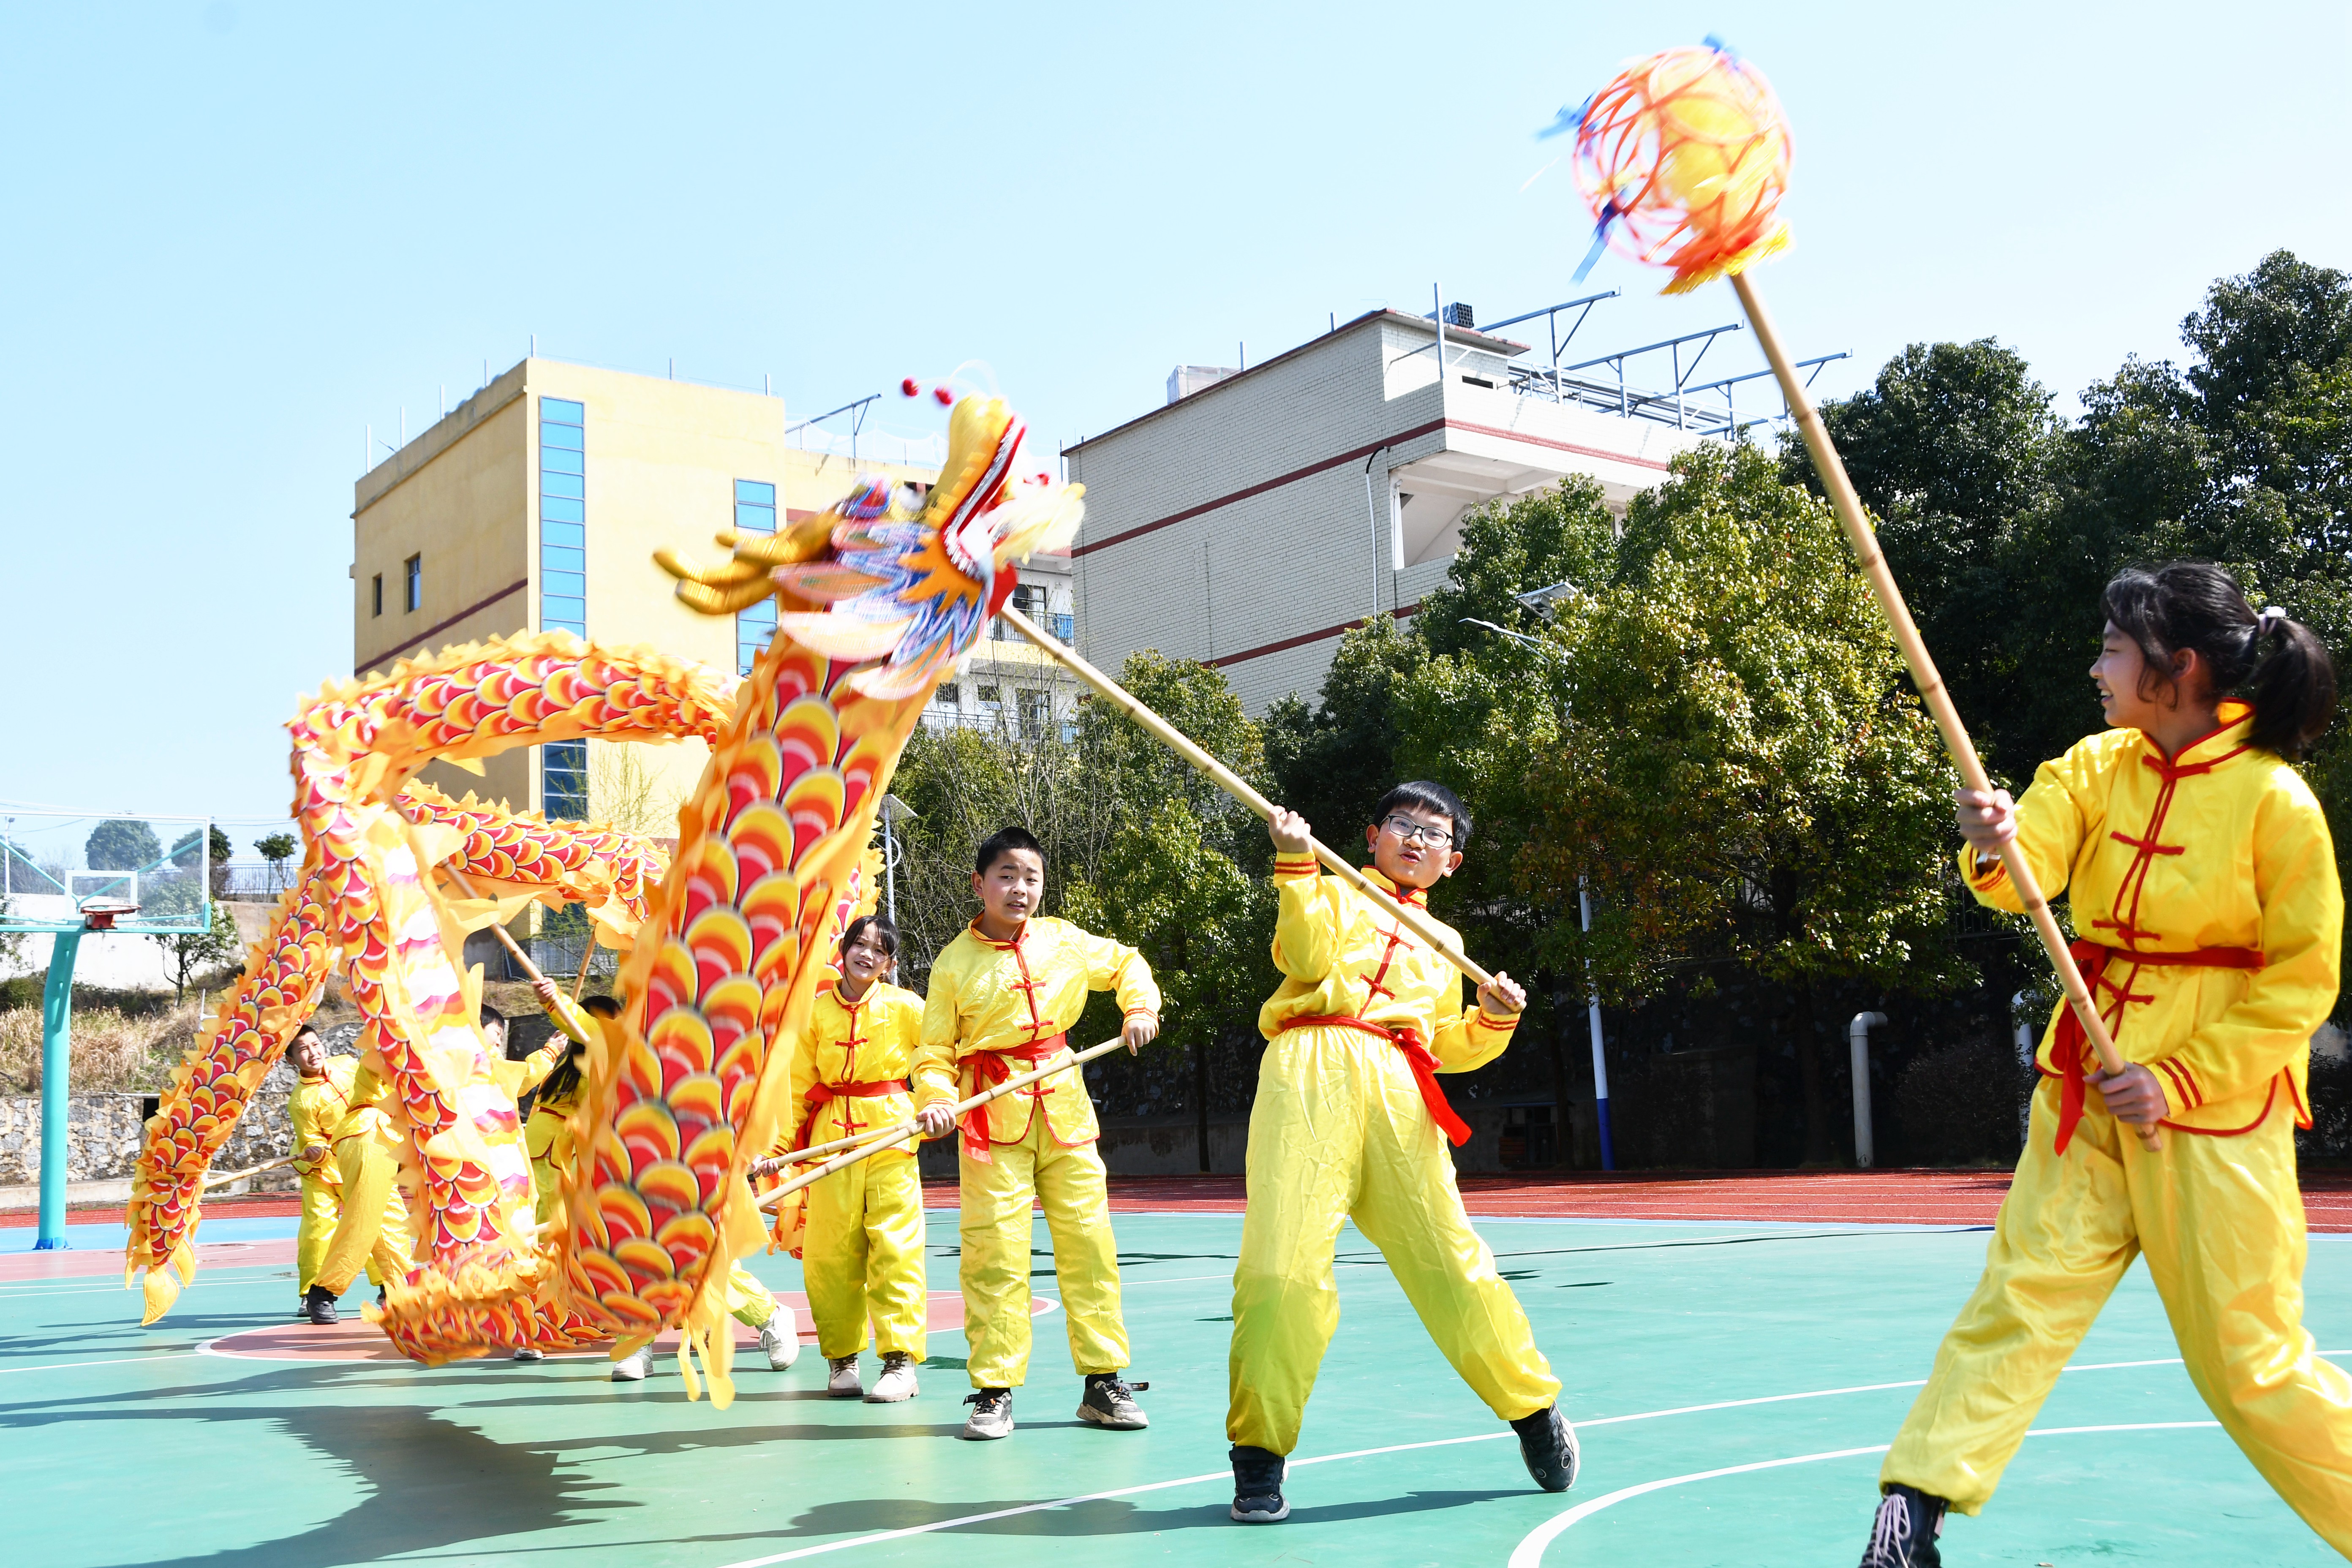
[539,397,586,639]
[977,684,1002,707]
[371,574,383,618]
[732,479,777,676]
[403,554,422,612]
[543,739,589,822]
[935,683,961,708]
[1016,688,1051,740]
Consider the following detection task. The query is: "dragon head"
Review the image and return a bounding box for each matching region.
[655,394,1081,699]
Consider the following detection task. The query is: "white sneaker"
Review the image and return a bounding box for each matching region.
[512,1347,544,1362]
[960,1388,1013,1440]
[865,1352,918,1403]
[611,1344,656,1382]
[827,1355,863,1397]
[758,1304,801,1371]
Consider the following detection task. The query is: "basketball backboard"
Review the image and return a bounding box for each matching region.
[0,809,216,935]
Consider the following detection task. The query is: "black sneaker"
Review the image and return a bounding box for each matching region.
[1859,1485,1945,1568]
[302,1285,339,1326]
[376,1286,387,1309]
[1511,1404,1578,1492]
[960,1388,1014,1440]
[1076,1372,1149,1430]
[1230,1444,1289,1523]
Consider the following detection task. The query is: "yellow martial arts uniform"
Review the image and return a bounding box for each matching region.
[290,1056,409,1293]
[311,1058,417,1296]
[1884,705,2352,1553]
[524,997,594,1224]
[1228,856,1560,1456]
[914,916,1160,1388]
[789,979,928,1360]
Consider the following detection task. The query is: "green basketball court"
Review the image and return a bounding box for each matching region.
[5,1200,2344,1566]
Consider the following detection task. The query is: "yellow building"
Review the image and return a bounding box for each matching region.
[350,358,940,865]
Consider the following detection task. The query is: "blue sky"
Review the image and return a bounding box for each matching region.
[3,1,2348,841]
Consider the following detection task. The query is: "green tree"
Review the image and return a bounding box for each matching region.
[86,819,162,873]
[151,901,242,1004]
[1515,444,1965,1162]
[253,832,299,892]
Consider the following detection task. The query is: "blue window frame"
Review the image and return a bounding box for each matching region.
[540,397,588,822]
[543,738,589,822]
[733,479,776,676]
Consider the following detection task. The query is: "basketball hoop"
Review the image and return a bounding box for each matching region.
[78,897,140,931]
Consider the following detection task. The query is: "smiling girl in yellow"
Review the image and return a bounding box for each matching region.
[751,914,927,1403]
[1226,781,1572,1525]
[1862,564,2352,1568]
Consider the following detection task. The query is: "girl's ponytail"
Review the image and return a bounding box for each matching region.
[2246,612,2337,760]
[2101,562,2338,760]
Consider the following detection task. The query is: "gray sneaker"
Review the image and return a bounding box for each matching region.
[610,1344,655,1382]
[960,1387,1014,1440]
[826,1355,862,1398]
[512,1347,545,1362]
[1076,1373,1149,1430]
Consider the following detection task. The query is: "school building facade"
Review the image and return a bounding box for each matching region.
[350,359,1079,831]
[1064,310,1711,713]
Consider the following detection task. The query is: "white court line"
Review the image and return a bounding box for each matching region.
[1504,1422,2223,1568]
[0,1351,201,1376]
[698,1356,2273,1568]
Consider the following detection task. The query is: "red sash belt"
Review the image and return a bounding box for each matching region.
[961,1035,1067,1163]
[2050,940,2263,1153]
[1279,1013,1471,1147]
[794,1077,911,1151]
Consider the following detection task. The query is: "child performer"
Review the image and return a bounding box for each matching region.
[509,981,611,1362]
[287,1024,412,1324]
[1227,782,1574,1524]
[1861,564,2352,1568]
[912,826,1161,1441]
[748,915,927,1402]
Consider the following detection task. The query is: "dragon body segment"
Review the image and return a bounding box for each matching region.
[126,395,1076,1402]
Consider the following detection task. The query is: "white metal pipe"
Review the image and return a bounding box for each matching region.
[1850,1011,1888,1168]
[1580,879,1614,1170]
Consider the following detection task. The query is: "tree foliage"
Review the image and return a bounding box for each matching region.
[86,819,162,873]
[151,901,242,1005]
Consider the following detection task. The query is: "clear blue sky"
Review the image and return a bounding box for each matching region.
[4,1,2347,842]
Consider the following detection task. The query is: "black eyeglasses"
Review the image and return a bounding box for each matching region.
[1380,814,1454,847]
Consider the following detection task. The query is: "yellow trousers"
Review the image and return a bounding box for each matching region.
[526,1107,569,1226]
[959,1114,1127,1388]
[724,1263,779,1330]
[804,1152,927,1360]
[313,1141,414,1296]
[1228,1021,1561,1455]
[1886,1079,2352,1552]
[295,1176,403,1293]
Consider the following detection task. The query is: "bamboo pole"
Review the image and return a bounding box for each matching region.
[770,1120,917,1167]
[202,1154,292,1190]
[569,936,596,1003]
[998,604,1498,990]
[1731,271,2158,1152]
[756,1035,1129,1208]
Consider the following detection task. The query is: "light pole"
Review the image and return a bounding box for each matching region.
[877,793,915,927]
[1462,610,1617,1173]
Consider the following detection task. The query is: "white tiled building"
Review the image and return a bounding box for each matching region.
[921,550,1081,741]
[1067,309,1711,713]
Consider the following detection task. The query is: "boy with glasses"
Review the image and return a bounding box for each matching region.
[1226,781,1575,1522]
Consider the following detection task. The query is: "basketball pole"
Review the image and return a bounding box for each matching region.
[34,926,84,1250]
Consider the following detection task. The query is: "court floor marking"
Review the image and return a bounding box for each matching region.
[697,1358,2253,1568]
[1504,1422,2225,1568]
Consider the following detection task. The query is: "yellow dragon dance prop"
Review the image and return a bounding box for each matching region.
[126,394,1077,1406]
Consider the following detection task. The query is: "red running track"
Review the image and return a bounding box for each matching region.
[19,1168,2352,1252]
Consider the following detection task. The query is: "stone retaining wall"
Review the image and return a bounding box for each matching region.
[0,1024,364,1196]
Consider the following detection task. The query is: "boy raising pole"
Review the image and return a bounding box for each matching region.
[1227,782,1575,1523]
[912,825,1161,1441]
